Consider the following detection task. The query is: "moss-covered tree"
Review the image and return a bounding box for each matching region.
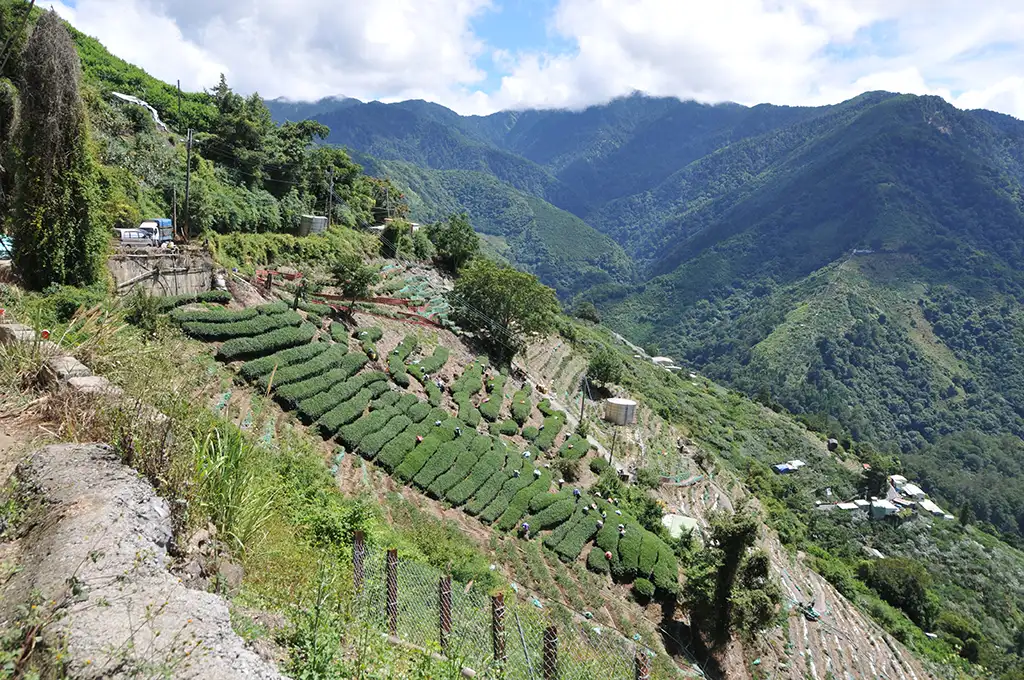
[13,10,106,289]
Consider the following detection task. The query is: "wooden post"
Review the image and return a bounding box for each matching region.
[491,592,506,666]
[386,548,399,636]
[353,530,365,593]
[634,647,651,680]
[542,626,558,680]
[439,576,452,653]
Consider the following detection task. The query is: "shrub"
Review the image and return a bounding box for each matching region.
[632,578,655,602]
[480,374,506,421]
[352,326,383,342]
[181,310,302,340]
[553,514,600,562]
[414,440,465,490]
[530,489,571,512]
[428,435,488,498]
[388,335,418,386]
[638,531,661,576]
[257,344,348,391]
[533,413,566,451]
[156,289,233,313]
[299,301,332,317]
[299,373,385,424]
[522,426,539,441]
[451,358,487,395]
[495,472,552,530]
[590,458,609,474]
[239,343,327,382]
[339,408,403,450]
[279,354,370,410]
[276,367,351,409]
[315,387,377,438]
[445,449,504,506]
[377,421,435,472]
[329,322,348,344]
[171,305,258,324]
[552,458,581,483]
[407,401,432,423]
[425,381,443,406]
[217,323,316,361]
[498,420,519,436]
[410,346,450,375]
[486,372,507,394]
[371,390,401,411]
[558,435,591,461]
[544,506,584,550]
[395,435,444,483]
[511,386,532,425]
[527,498,575,531]
[587,546,611,574]
[396,393,419,412]
[480,468,538,524]
[617,524,643,573]
[359,415,413,459]
[652,545,679,594]
[454,391,481,427]
[464,469,510,516]
[255,301,290,315]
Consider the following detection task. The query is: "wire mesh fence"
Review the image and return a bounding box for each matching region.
[352,532,675,679]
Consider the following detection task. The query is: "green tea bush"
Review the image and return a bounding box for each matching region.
[182,310,302,340]
[388,335,418,387]
[155,289,233,313]
[396,393,419,412]
[530,489,570,512]
[256,301,290,315]
[533,414,565,451]
[445,449,504,505]
[480,373,506,421]
[617,525,643,574]
[339,408,402,450]
[553,514,600,562]
[498,420,519,436]
[632,578,655,602]
[414,346,450,374]
[295,370,383,422]
[217,323,316,361]
[376,421,434,472]
[414,440,465,490]
[330,322,348,343]
[454,392,481,427]
[359,415,413,458]
[434,418,466,442]
[522,426,539,441]
[451,358,487,395]
[528,498,575,531]
[171,305,258,324]
[590,458,609,474]
[257,344,347,391]
[587,546,611,574]
[511,386,532,425]
[315,387,377,438]
[544,506,584,550]
[480,469,537,524]
[276,368,351,409]
[425,381,442,406]
[370,390,401,410]
[486,372,507,394]
[427,442,479,498]
[495,472,552,530]
[638,531,661,576]
[281,355,370,411]
[464,469,510,517]
[558,435,591,461]
[652,545,679,594]
[239,343,327,382]
[353,327,383,342]
[395,435,444,482]
[299,301,332,317]
[407,401,432,423]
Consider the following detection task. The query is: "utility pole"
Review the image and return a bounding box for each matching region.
[176,79,182,127]
[578,375,587,426]
[184,129,193,241]
[326,167,334,227]
[172,187,177,241]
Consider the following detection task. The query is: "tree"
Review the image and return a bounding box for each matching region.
[332,252,378,310]
[381,219,412,259]
[428,213,479,272]
[858,557,936,629]
[449,258,558,363]
[860,450,900,498]
[13,10,106,290]
[588,347,623,385]
[574,300,601,323]
[412,229,435,260]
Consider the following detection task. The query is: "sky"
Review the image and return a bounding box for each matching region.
[45,0,1024,118]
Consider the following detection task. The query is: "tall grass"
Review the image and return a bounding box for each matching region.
[193,425,276,554]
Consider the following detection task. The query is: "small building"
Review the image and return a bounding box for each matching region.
[893,498,917,509]
[901,483,926,500]
[854,499,871,509]
[773,459,806,474]
[787,459,807,470]
[871,499,898,519]
[836,502,859,511]
[919,499,946,517]
[890,474,908,487]
[662,514,699,539]
[651,357,675,366]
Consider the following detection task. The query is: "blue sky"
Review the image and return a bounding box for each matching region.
[46,0,1024,118]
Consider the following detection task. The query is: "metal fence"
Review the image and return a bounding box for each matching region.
[352,532,664,679]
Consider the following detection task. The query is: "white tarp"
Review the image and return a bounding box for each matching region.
[111,92,168,131]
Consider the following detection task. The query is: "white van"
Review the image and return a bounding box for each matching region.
[113,228,155,247]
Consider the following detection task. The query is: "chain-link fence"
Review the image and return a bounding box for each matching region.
[352,532,675,679]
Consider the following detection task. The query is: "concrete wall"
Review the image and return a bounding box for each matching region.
[108,250,214,296]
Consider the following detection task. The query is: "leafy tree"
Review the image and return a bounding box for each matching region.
[588,347,623,385]
[858,557,937,629]
[365,176,409,223]
[449,258,558,362]
[381,218,412,259]
[428,212,479,272]
[860,450,899,498]
[574,300,601,323]
[332,252,378,309]
[411,229,435,260]
[13,10,106,290]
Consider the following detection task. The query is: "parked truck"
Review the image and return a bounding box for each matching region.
[113,218,174,247]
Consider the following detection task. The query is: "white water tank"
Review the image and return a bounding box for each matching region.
[604,398,637,425]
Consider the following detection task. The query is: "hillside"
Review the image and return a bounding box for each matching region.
[271,91,1024,551]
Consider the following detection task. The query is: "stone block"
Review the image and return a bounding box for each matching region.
[67,375,123,397]
[0,323,35,345]
[43,355,92,385]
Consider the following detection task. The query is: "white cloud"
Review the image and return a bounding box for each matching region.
[40,0,1024,119]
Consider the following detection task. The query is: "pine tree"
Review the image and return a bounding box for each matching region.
[13,10,105,290]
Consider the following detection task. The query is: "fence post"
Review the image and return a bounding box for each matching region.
[492,592,506,667]
[634,647,651,680]
[439,575,452,654]
[542,626,558,680]
[386,548,398,637]
[353,530,365,593]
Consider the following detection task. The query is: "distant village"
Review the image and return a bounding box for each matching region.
[804,465,955,521]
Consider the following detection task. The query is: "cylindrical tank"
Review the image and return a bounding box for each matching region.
[604,398,637,425]
[299,214,327,237]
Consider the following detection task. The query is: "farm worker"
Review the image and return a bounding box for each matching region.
[604,551,613,560]
[615,509,622,516]
[573,488,581,499]
[435,420,443,426]
[454,426,462,437]
[594,491,602,498]
[619,526,626,536]
[513,469,520,478]
[596,520,604,528]
[534,468,542,478]
[521,522,530,537]
[523,451,531,459]
[558,478,565,486]
[601,511,607,519]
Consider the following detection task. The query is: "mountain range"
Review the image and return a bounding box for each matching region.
[268,92,1024,541]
